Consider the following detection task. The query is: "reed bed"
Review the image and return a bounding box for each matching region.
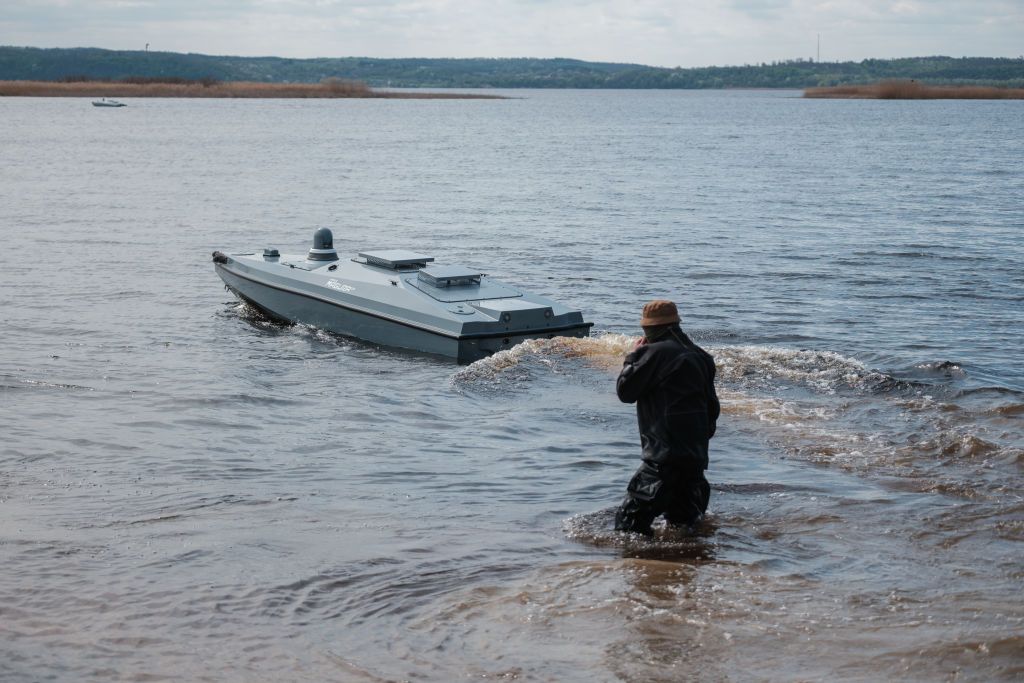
[0,78,503,99]
[805,80,1024,99]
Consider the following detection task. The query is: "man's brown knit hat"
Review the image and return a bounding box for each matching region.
[640,300,680,327]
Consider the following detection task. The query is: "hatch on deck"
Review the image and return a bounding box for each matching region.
[358,250,434,270]
[404,274,521,303]
[418,265,482,288]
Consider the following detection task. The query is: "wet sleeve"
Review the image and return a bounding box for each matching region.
[616,346,660,404]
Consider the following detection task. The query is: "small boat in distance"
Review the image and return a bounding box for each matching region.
[92,98,126,107]
[212,228,593,362]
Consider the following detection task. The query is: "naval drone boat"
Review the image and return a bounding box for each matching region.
[213,228,593,362]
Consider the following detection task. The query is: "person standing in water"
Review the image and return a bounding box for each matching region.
[615,300,720,535]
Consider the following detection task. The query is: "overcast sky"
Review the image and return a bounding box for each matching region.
[3,0,1022,67]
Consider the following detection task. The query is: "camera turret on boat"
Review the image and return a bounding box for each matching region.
[212,228,593,362]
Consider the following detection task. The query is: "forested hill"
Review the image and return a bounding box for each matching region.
[2,46,1022,88]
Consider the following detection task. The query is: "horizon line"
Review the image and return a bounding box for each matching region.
[4,44,1023,72]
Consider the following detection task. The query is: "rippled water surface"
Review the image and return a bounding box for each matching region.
[2,91,1022,682]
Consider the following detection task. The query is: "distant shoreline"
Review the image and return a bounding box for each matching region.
[804,80,1024,99]
[0,79,505,99]
[4,47,1024,89]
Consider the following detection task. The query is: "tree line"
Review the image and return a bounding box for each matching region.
[1,46,1022,89]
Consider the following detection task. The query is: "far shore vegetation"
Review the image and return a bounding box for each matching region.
[0,76,504,99]
[2,47,1022,89]
[804,80,1024,99]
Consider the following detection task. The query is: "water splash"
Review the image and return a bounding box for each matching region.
[713,345,896,394]
[563,508,717,561]
[455,335,905,397]
[451,333,1021,499]
[452,333,636,386]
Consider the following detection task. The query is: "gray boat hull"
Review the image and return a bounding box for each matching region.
[213,240,592,363]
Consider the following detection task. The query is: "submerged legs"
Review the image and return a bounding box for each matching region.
[614,461,710,535]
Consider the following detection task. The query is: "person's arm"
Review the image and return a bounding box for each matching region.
[616,345,661,404]
[706,360,721,438]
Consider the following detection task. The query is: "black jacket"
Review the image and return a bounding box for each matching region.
[616,329,720,470]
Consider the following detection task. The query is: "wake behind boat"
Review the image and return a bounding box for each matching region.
[92,98,126,107]
[212,228,593,362]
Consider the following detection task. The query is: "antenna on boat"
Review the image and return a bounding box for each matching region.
[817,34,820,62]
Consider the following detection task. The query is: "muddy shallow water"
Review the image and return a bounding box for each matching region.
[2,91,1022,681]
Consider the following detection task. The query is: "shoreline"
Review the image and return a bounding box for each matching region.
[804,80,1024,99]
[0,79,505,99]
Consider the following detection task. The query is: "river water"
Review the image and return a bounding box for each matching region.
[1,90,1022,682]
